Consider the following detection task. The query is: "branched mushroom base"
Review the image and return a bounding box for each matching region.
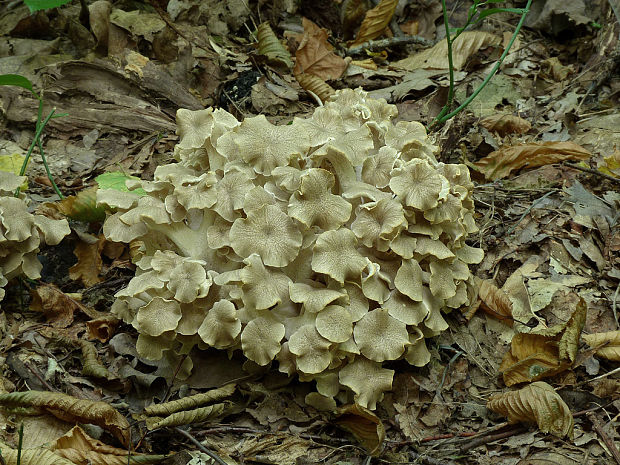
[101,89,483,410]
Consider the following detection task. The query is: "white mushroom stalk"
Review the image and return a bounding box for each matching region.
[100,88,483,410]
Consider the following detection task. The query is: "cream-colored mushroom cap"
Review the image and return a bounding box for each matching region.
[240,254,291,310]
[311,229,367,284]
[289,324,333,374]
[339,357,394,410]
[136,297,182,337]
[354,308,410,362]
[289,281,347,314]
[389,159,450,211]
[315,305,353,343]
[288,168,352,230]
[198,299,241,348]
[240,316,285,366]
[231,205,302,268]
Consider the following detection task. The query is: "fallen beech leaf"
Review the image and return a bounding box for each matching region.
[294,18,349,80]
[598,149,620,178]
[394,31,500,70]
[86,315,121,342]
[500,333,571,386]
[144,402,229,430]
[349,0,398,48]
[0,391,130,447]
[477,278,514,326]
[295,73,336,103]
[480,114,531,136]
[30,283,87,328]
[487,382,574,439]
[500,296,586,386]
[583,330,620,361]
[473,141,591,180]
[257,22,293,69]
[335,404,385,456]
[55,186,106,223]
[51,425,166,465]
[70,234,105,287]
[0,441,74,465]
[144,383,236,416]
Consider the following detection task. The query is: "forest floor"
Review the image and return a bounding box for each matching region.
[0,1,619,464]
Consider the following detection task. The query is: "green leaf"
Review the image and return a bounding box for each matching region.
[23,0,71,13]
[95,172,147,196]
[0,74,39,98]
[473,8,525,25]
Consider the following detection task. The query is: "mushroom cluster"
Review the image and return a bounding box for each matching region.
[0,172,71,301]
[101,89,483,409]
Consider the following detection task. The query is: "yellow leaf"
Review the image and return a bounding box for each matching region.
[473,141,591,180]
[487,382,574,439]
[583,330,620,361]
[0,153,28,190]
[394,31,500,71]
[349,0,398,48]
[257,22,293,69]
[335,404,385,456]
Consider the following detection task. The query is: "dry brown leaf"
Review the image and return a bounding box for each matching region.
[335,404,385,456]
[54,186,106,223]
[294,73,336,103]
[145,402,229,430]
[51,425,166,465]
[144,383,236,416]
[477,278,514,326]
[480,114,532,136]
[500,297,586,386]
[394,31,500,70]
[500,333,570,386]
[86,316,120,343]
[540,57,573,81]
[294,18,349,80]
[30,283,87,328]
[341,0,368,38]
[0,442,74,465]
[583,330,620,361]
[70,234,105,287]
[349,0,398,48]
[0,391,130,447]
[473,141,591,180]
[487,381,574,439]
[257,22,293,69]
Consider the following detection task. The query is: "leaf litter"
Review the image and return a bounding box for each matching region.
[0,1,619,464]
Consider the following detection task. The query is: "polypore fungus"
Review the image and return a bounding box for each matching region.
[100,88,483,408]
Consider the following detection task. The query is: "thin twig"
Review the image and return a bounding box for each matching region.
[162,354,188,403]
[174,427,229,465]
[24,361,57,392]
[346,35,433,56]
[564,162,620,184]
[613,281,620,329]
[409,451,458,465]
[459,425,527,452]
[587,411,620,465]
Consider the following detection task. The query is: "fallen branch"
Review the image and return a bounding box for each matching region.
[586,411,620,465]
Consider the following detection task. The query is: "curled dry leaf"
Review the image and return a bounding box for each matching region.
[500,296,586,386]
[70,234,105,287]
[294,18,349,80]
[477,278,514,326]
[257,22,293,69]
[295,72,336,103]
[51,425,166,465]
[473,141,591,180]
[55,186,106,223]
[335,404,385,456]
[80,339,113,379]
[145,402,229,430]
[144,383,236,416]
[0,391,130,447]
[479,114,532,136]
[487,381,574,440]
[30,283,92,328]
[583,330,620,361]
[395,31,500,71]
[349,0,398,48]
